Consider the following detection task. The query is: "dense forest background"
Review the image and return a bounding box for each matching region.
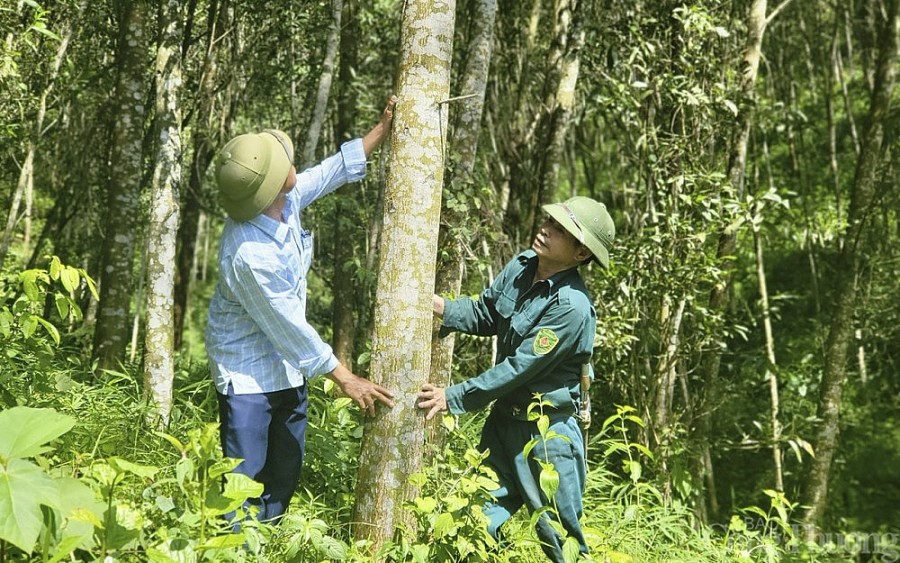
[1,0,898,561]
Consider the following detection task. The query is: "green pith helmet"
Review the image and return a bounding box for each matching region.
[214,130,294,221]
[542,196,615,267]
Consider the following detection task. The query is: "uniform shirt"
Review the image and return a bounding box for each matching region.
[206,139,367,395]
[441,250,596,416]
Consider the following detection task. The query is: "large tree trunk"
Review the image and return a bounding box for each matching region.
[142,0,183,427]
[352,0,455,550]
[430,0,496,427]
[92,0,151,371]
[801,0,898,533]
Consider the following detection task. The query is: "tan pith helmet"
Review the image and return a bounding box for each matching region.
[214,130,294,221]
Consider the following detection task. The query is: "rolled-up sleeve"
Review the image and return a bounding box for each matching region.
[294,139,367,210]
[231,252,338,378]
[444,302,591,414]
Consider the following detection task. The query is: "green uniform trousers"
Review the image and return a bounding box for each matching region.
[480,408,588,562]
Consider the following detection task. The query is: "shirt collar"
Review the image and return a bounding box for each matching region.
[516,249,579,290]
[248,212,291,244]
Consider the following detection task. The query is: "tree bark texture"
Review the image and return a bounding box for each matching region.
[92,0,151,371]
[352,0,455,549]
[430,0,496,411]
[528,0,585,236]
[801,0,897,532]
[142,0,183,427]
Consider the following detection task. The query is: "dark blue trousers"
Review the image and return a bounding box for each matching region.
[217,383,308,524]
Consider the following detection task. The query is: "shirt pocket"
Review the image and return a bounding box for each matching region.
[496,292,536,338]
[299,229,314,276]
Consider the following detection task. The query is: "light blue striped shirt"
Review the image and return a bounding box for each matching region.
[206,139,367,394]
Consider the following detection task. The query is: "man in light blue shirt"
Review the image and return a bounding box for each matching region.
[206,98,397,524]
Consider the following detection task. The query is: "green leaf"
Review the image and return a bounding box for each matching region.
[539,465,560,500]
[49,257,62,280]
[207,458,242,479]
[0,407,75,460]
[59,267,80,294]
[537,414,550,437]
[0,458,60,552]
[445,495,468,512]
[222,472,263,501]
[54,293,70,319]
[415,496,437,513]
[34,317,60,345]
[108,457,158,479]
[433,512,457,538]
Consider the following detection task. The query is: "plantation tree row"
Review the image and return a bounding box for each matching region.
[1,0,898,543]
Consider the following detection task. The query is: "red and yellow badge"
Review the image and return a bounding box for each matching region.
[533,328,559,355]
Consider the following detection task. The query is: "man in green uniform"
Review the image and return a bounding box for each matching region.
[417,196,614,562]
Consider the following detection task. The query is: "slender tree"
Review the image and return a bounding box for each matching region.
[430,0,497,426]
[352,0,455,549]
[299,0,342,167]
[142,0,183,427]
[801,0,898,533]
[92,0,151,371]
[694,0,770,521]
[331,0,360,368]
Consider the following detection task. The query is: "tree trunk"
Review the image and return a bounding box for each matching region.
[352,0,455,550]
[142,0,183,428]
[331,0,360,368]
[753,204,783,492]
[0,10,75,265]
[801,0,897,533]
[299,0,342,167]
[92,0,151,371]
[528,0,585,236]
[173,0,231,351]
[430,0,496,435]
[693,0,768,522]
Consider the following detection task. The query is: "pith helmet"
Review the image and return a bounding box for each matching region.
[214,130,294,221]
[542,196,615,267]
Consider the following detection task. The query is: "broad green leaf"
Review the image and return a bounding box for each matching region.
[35,317,60,345]
[539,465,560,500]
[414,496,437,513]
[445,495,468,512]
[562,536,581,563]
[537,414,549,437]
[49,257,62,279]
[54,293,69,319]
[314,535,348,560]
[52,476,103,555]
[222,472,263,501]
[0,407,75,460]
[433,512,457,538]
[0,459,60,552]
[60,267,80,294]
